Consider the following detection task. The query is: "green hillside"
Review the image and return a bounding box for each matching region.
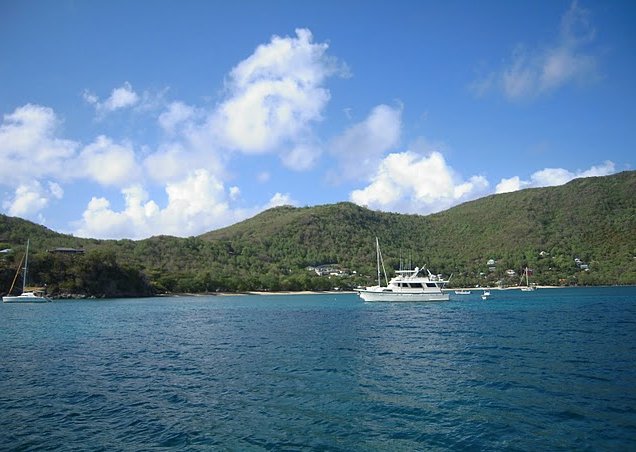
[202,171,636,288]
[1,171,635,297]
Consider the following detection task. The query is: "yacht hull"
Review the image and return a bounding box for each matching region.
[356,289,449,302]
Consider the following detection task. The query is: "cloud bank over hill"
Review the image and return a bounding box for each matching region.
[0,0,627,239]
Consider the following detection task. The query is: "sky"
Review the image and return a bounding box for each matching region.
[1,0,634,239]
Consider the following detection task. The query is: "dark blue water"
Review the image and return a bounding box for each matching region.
[1,287,635,450]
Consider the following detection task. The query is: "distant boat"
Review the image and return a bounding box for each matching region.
[481,289,491,300]
[2,240,51,303]
[355,238,450,302]
[520,267,536,291]
[454,290,471,295]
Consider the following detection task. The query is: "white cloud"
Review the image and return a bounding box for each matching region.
[495,160,616,193]
[159,101,196,134]
[282,143,321,171]
[2,29,347,231]
[105,82,139,111]
[350,150,489,214]
[266,192,296,208]
[329,104,402,182]
[72,169,304,239]
[77,136,141,187]
[77,196,139,239]
[3,181,63,220]
[143,123,226,186]
[212,28,346,159]
[495,176,525,194]
[578,160,617,178]
[48,182,64,199]
[0,104,77,184]
[472,1,598,101]
[84,81,140,115]
[229,186,241,201]
[144,143,196,184]
[73,170,241,239]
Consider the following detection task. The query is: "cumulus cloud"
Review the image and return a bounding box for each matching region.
[158,101,197,134]
[0,103,145,188]
[266,192,296,208]
[2,30,345,232]
[211,28,346,168]
[229,186,241,201]
[350,150,489,214]
[72,170,302,239]
[0,104,77,184]
[329,104,402,183]
[281,143,321,171]
[48,182,64,199]
[77,136,141,187]
[494,176,524,194]
[143,125,225,185]
[3,181,63,220]
[73,170,239,239]
[472,1,598,101]
[84,81,140,115]
[495,160,616,193]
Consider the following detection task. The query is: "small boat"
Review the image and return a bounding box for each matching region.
[454,290,471,295]
[481,290,491,300]
[355,238,450,302]
[520,267,536,291]
[2,240,51,303]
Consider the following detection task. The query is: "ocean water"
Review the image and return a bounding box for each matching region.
[1,287,635,451]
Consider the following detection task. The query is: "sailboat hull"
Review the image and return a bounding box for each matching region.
[3,292,51,303]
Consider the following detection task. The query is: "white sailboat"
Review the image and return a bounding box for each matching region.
[520,267,536,291]
[2,240,51,303]
[355,238,450,302]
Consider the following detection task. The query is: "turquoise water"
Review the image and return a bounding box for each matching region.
[1,287,635,450]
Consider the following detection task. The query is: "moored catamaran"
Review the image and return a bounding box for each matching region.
[2,240,51,303]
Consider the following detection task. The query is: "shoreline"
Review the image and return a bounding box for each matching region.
[48,284,632,300]
[157,290,357,297]
[170,286,563,297]
[445,285,564,292]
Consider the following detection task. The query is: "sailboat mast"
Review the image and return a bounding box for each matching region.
[22,239,29,292]
[376,237,381,286]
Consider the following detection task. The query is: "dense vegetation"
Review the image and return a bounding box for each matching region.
[1,172,635,297]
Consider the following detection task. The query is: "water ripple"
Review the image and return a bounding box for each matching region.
[1,288,635,450]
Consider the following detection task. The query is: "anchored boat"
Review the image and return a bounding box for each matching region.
[355,238,450,302]
[2,240,51,303]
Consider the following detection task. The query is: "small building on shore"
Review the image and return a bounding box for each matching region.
[48,247,85,255]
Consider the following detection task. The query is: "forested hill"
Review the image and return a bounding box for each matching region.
[201,171,636,287]
[1,171,635,297]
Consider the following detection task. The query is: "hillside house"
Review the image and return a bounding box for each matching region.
[311,264,348,277]
[48,247,85,255]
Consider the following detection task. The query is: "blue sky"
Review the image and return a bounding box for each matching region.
[1,0,634,239]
